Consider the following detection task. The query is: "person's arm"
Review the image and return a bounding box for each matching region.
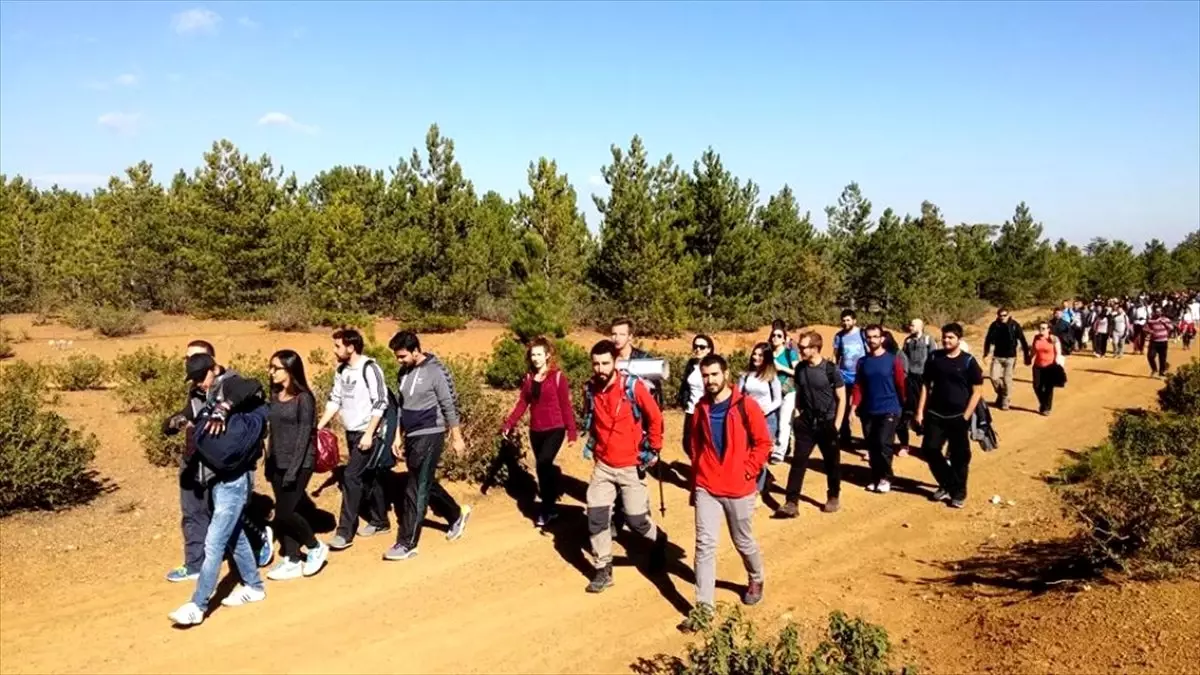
[501,376,531,436]
[833,384,847,431]
[358,363,387,451]
[760,377,782,415]
[558,372,578,443]
[983,325,995,359]
[318,370,342,430]
[775,349,798,378]
[1016,322,1031,360]
[284,393,316,486]
[916,356,934,425]
[893,357,907,405]
[850,361,865,408]
[964,358,985,420]
[743,399,773,480]
[635,380,664,453]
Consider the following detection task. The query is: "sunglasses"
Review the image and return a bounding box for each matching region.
[799,344,814,351]
[692,343,710,351]
[771,332,784,339]
[268,364,282,372]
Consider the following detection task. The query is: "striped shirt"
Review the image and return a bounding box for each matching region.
[326,356,388,432]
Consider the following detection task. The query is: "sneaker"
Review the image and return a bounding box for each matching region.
[768,453,784,466]
[586,565,614,594]
[823,497,841,513]
[776,501,799,519]
[931,489,951,502]
[302,542,329,577]
[166,565,199,583]
[257,526,275,568]
[677,603,715,633]
[742,580,764,606]
[949,498,966,509]
[169,602,204,626]
[876,479,891,494]
[865,482,878,493]
[266,559,303,581]
[535,510,559,528]
[446,505,472,541]
[220,584,266,607]
[357,523,391,538]
[382,544,419,561]
[327,534,353,551]
[897,446,910,458]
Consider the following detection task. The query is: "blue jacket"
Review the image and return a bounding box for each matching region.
[193,403,268,477]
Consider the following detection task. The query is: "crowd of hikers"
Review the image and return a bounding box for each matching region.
[163,293,1198,631]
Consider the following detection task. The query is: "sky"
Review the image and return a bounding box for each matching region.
[1,0,1198,247]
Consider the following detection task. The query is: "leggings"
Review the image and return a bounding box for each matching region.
[1147,341,1169,376]
[270,468,318,561]
[530,428,566,511]
[1093,333,1109,357]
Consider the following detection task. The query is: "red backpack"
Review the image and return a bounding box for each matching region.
[313,428,340,474]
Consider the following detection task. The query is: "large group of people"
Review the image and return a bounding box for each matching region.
[162,292,1197,630]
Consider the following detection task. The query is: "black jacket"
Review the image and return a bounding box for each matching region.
[675,357,700,411]
[984,319,1030,360]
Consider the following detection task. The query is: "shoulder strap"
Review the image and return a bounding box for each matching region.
[736,397,751,451]
[624,374,642,424]
[785,348,795,368]
[860,329,868,351]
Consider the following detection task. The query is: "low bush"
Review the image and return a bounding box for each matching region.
[0,362,101,514]
[309,347,330,367]
[438,356,510,484]
[633,605,914,675]
[484,336,527,389]
[1158,359,1200,417]
[265,292,315,332]
[399,313,467,334]
[0,329,13,360]
[113,346,188,466]
[1108,408,1200,460]
[66,304,147,338]
[316,311,377,343]
[54,354,109,391]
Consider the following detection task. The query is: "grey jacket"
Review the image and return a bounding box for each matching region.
[397,353,461,438]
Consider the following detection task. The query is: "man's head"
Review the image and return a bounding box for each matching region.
[1053,308,1063,319]
[609,318,634,352]
[909,318,924,335]
[590,340,620,383]
[840,309,857,330]
[864,324,885,354]
[388,330,422,368]
[185,353,219,392]
[332,328,364,364]
[699,354,728,397]
[996,308,1010,323]
[940,323,965,352]
[798,330,823,362]
[186,340,215,359]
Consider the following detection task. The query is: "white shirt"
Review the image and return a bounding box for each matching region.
[684,365,704,414]
[738,372,782,416]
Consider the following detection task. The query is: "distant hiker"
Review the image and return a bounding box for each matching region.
[1146,307,1172,378]
[581,339,668,594]
[833,309,867,449]
[678,354,770,633]
[500,337,578,527]
[982,308,1029,410]
[1179,303,1197,351]
[916,323,985,509]
[1028,322,1064,416]
[1110,304,1130,358]
[609,316,656,534]
[851,325,907,494]
[777,331,846,518]
[1050,308,1074,356]
[264,350,329,580]
[676,335,714,464]
[162,340,272,584]
[169,355,271,626]
[767,320,800,463]
[384,331,473,561]
[317,328,391,551]
[1092,307,1111,358]
[1131,300,1149,354]
[739,342,783,503]
[897,319,935,455]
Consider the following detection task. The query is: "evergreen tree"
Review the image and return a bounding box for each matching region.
[1140,238,1181,293]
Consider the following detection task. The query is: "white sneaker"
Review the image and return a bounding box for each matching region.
[220,584,266,607]
[169,602,204,626]
[303,542,329,577]
[266,559,303,581]
[865,483,878,493]
[876,479,892,494]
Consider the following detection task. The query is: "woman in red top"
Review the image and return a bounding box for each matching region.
[501,337,578,526]
[1028,322,1063,416]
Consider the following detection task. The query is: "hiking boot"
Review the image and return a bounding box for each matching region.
[823,497,841,513]
[776,501,799,519]
[327,534,353,551]
[447,505,472,541]
[357,524,390,538]
[382,544,418,561]
[931,489,951,502]
[166,565,199,583]
[168,602,204,627]
[586,565,614,594]
[649,530,669,572]
[742,580,764,606]
[677,603,715,634]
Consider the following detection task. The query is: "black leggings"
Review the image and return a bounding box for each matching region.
[1147,341,1169,375]
[786,418,841,501]
[1032,366,1055,413]
[270,468,318,561]
[1093,333,1109,357]
[529,428,566,511]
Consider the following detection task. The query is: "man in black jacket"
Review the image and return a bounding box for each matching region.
[982,308,1030,411]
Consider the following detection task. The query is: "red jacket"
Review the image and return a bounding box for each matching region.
[688,387,773,499]
[501,369,578,442]
[587,375,663,468]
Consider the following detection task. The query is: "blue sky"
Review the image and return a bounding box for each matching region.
[1,1,1197,246]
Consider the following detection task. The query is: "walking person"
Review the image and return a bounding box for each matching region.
[264,350,329,580]
[1132,300,1150,354]
[898,319,935,455]
[1146,307,1172,377]
[833,310,868,448]
[1179,302,1197,352]
[500,337,578,527]
[777,331,846,518]
[1110,304,1130,358]
[851,325,907,494]
[767,320,800,464]
[1092,306,1111,358]
[677,354,771,633]
[581,340,668,594]
[982,308,1029,410]
[915,323,985,509]
[1050,308,1074,357]
[384,331,473,561]
[738,343,782,502]
[676,335,714,464]
[1028,322,1064,416]
[318,328,392,551]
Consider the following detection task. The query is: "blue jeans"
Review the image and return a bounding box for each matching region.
[757,411,779,492]
[192,472,263,611]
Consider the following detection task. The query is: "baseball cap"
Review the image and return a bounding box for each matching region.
[185,353,216,383]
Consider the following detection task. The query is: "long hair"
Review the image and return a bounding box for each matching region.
[526,336,558,373]
[269,349,311,398]
[750,342,778,381]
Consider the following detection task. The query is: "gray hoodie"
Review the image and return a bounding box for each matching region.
[397,353,461,438]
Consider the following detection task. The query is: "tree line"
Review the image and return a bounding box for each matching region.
[2,123,1197,335]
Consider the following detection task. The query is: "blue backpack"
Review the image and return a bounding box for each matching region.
[582,373,656,467]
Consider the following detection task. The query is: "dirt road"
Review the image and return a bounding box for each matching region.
[1,314,1197,674]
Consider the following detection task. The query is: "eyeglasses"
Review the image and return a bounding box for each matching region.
[771,333,784,339]
[268,365,282,372]
[799,344,814,351]
[692,344,709,351]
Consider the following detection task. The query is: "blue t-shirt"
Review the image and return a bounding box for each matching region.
[709,397,731,461]
[857,352,903,416]
[834,328,868,384]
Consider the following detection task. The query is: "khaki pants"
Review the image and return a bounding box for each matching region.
[989,357,1016,405]
[694,489,763,607]
[587,461,657,569]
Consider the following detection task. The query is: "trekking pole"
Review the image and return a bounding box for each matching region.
[657,460,667,518]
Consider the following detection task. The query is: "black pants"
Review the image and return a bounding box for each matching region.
[922,414,971,501]
[180,464,211,573]
[838,384,857,448]
[682,412,693,458]
[863,413,899,484]
[896,373,922,447]
[529,428,566,513]
[397,433,463,550]
[270,467,318,561]
[1032,366,1055,413]
[786,417,840,501]
[1093,333,1109,357]
[1147,341,1169,375]
[336,430,390,540]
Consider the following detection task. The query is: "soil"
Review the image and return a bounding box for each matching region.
[1,312,1197,674]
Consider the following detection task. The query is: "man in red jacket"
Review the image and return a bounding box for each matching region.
[582,340,668,594]
[678,354,771,633]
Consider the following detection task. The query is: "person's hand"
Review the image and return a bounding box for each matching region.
[205,419,225,436]
[357,434,373,451]
[166,413,188,432]
[645,451,660,468]
[914,412,924,428]
[452,435,466,455]
[391,436,404,460]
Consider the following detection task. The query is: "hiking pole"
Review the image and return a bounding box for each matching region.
[657,459,667,519]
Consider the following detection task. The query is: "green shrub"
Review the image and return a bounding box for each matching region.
[633,605,913,675]
[437,356,510,484]
[309,347,330,367]
[510,278,570,341]
[265,292,314,332]
[54,354,109,391]
[1158,360,1200,417]
[113,346,189,466]
[0,329,12,360]
[485,336,527,389]
[66,304,147,338]
[316,311,377,344]
[0,362,101,514]
[557,339,592,420]
[399,313,467,334]
[1109,409,1200,460]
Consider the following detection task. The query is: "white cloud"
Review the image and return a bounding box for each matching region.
[97,112,143,136]
[257,112,318,135]
[237,16,259,28]
[172,8,221,35]
[114,73,138,87]
[31,173,109,189]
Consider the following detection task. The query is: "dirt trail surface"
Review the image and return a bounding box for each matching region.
[2,313,1197,674]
